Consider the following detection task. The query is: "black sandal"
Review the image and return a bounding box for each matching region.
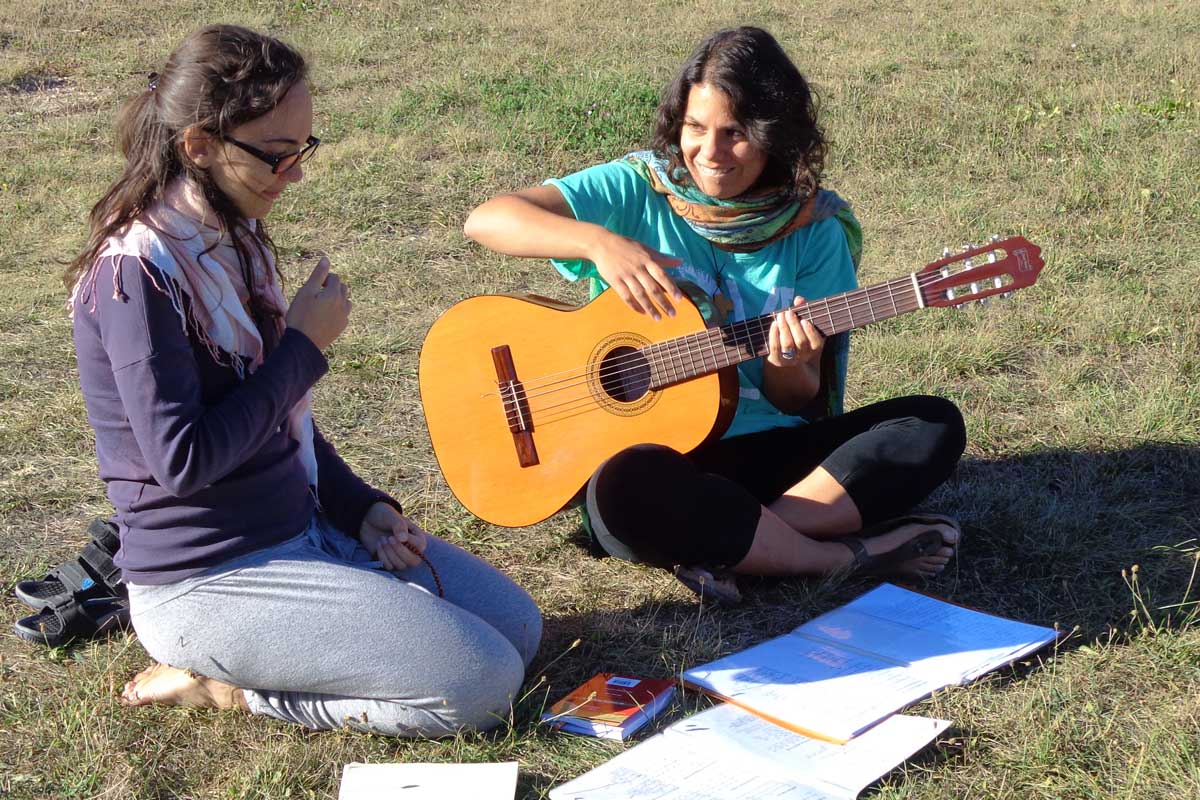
[840,514,960,578]
[13,595,131,647]
[673,565,743,606]
[13,519,125,610]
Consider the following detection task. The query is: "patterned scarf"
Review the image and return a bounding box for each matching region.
[622,149,863,420]
[70,177,318,486]
[621,149,861,263]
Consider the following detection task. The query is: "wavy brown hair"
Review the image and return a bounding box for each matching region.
[651,26,827,201]
[66,25,307,330]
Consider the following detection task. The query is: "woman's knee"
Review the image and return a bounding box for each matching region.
[882,395,966,462]
[586,444,693,564]
[587,444,760,568]
[507,592,543,668]
[916,394,967,462]
[439,643,526,732]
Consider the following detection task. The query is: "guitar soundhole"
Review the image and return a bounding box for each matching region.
[599,346,651,403]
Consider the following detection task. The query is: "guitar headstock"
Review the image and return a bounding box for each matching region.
[917,235,1044,308]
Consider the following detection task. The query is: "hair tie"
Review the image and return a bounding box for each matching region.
[147,72,159,91]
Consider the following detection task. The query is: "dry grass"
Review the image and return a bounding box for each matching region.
[1,0,1198,797]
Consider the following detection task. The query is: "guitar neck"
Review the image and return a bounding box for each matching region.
[643,273,924,388]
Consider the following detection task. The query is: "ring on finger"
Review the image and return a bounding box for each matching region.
[781,349,797,360]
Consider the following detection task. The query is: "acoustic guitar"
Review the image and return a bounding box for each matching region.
[419,236,1044,527]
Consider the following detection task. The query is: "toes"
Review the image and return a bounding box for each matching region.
[936,525,960,549]
[911,556,950,577]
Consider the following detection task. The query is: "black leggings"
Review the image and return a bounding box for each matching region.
[585,395,967,569]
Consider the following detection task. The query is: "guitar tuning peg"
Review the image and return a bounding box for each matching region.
[1000,291,1013,299]
[990,233,1002,243]
[942,246,953,259]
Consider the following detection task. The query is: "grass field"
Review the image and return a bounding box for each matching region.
[2,0,1198,797]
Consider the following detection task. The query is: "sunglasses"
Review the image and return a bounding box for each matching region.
[223,135,321,174]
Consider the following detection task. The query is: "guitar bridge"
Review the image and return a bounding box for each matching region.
[491,344,539,468]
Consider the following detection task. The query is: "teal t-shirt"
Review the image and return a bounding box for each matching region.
[547,160,859,439]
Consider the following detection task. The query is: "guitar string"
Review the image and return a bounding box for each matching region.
[507,270,948,400]
[492,263,1008,429]
[506,270,945,411]
[521,299,918,425]
[507,269,971,427]
[509,278,937,426]
[498,244,1014,402]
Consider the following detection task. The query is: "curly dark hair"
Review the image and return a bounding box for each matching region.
[651,26,827,201]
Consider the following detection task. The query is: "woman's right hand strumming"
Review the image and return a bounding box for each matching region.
[285,255,352,350]
[588,232,685,321]
[463,185,684,320]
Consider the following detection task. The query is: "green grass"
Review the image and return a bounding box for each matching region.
[2,0,1199,797]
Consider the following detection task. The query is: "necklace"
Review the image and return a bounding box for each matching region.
[706,240,736,319]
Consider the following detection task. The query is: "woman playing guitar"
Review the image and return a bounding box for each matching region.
[464,26,965,603]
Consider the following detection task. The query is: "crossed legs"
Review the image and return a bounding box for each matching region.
[586,395,967,579]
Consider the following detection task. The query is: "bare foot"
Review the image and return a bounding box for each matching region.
[855,518,960,578]
[119,662,248,711]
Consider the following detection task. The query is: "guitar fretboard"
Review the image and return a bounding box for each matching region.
[642,273,923,388]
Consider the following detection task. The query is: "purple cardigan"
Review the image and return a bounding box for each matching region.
[73,255,397,585]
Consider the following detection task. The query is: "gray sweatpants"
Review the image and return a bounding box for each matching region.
[127,516,542,737]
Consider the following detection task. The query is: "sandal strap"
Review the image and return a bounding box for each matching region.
[37,539,124,600]
[26,597,125,645]
[44,597,89,639]
[860,513,959,538]
[86,518,120,555]
[78,540,123,589]
[841,537,869,571]
[49,559,97,594]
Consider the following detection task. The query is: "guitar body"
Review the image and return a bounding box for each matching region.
[419,288,738,527]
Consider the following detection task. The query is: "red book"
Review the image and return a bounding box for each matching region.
[543,673,676,740]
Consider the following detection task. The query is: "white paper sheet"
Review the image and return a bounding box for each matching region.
[683,583,1056,742]
[339,762,518,800]
[668,705,951,797]
[549,706,949,800]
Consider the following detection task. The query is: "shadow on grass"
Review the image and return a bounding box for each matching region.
[543,441,1199,670]
[942,441,1199,636]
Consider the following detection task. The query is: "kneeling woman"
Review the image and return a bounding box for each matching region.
[464,26,966,602]
[68,25,540,734]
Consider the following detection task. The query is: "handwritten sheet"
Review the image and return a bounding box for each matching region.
[338,762,518,800]
[549,706,949,800]
[670,705,951,798]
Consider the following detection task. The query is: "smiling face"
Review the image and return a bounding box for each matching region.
[190,81,314,220]
[678,82,768,199]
